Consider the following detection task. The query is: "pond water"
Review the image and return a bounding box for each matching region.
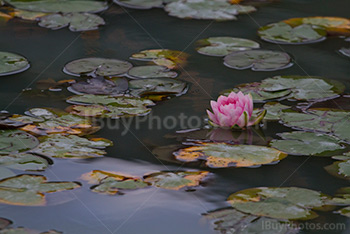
[1,0,350,233]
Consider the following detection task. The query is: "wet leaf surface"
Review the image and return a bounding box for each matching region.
[38,12,105,32]
[270,131,344,156]
[0,153,50,171]
[227,187,330,220]
[196,37,260,57]
[129,78,187,97]
[0,174,80,206]
[173,143,287,168]
[143,171,209,190]
[0,130,39,155]
[0,51,30,76]
[224,50,293,71]
[127,65,178,79]
[30,134,112,159]
[63,57,133,77]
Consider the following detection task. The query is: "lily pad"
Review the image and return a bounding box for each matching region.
[258,22,326,44]
[66,94,155,106]
[143,171,209,190]
[227,187,329,220]
[0,228,62,234]
[205,208,299,234]
[13,9,48,21]
[0,168,15,180]
[129,78,187,97]
[127,65,178,79]
[339,48,350,58]
[30,134,112,159]
[113,0,163,9]
[130,49,188,69]
[325,160,350,180]
[68,76,128,95]
[262,102,291,121]
[0,51,30,76]
[270,131,344,156]
[63,57,133,77]
[224,50,293,71]
[81,170,149,195]
[38,12,105,32]
[0,130,39,155]
[0,174,80,206]
[165,0,256,21]
[173,143,287,168]
[4,0,108,13]
[196,37,260,57]
[337,206,350,218]
[0,153,50,171]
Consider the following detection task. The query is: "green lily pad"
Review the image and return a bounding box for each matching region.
[173,143,287,168]
[196,37,260,57]
[325,160,350,180]
[258,22,326,44]
[0,51,30,76]
[337,206,350,218]
[68,77,128,95]
[262,102,291,121]
[339,48,350,58]
[4,0,108,13]
[227,187,329,220]
[63,57,133,77]
[38,12,105,32]
[143,171,209,190]
[30,134,112,159]
[260,76,345,101]
[0,168,15,180]
[66,94,155,106]
[327,187,350,205]
[270,131,344,156]
[204,208,299,234]
[0,130,39,155]
[0,153,50,171]
[224,50,293,71]
[165,0,256,21]
[81,170,149,195]
[221,82,292,103]
[113,0,163,9]
[127,65,178,79]
[0,174,80,206]
[129,78,187,97]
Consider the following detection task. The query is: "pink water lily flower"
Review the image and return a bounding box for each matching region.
[207,91,265,128]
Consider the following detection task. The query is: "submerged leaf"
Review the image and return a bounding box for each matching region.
[127,65,178,79]
[0,130,39,155]
[0,175,80,206]
[0,153,50,171]
[0,51,30,76]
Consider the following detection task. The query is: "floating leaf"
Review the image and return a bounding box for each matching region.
[224,50,293,71]
[227,187,329,220]
[337,206,350,218]
[4,0,108,13]
[165,0,256,20]
[270,131,344,156]
[0,153,50,171]
[0,175,80,206]
[173,143,287,168]
[63,57,133,77]
[81,170,148,195]
[113,0,163,9]
[262,102,291,121]
[66,94,154,106]
[0,130,39,155]
[129,78,187,97]
[143,171,209,190]
[258,22,326,44]
[13,9,48,20]
[0,227,62,234]
[38,12,105,32]
[196,37,260,57]
[0,51,30,76]
[130,49,188,69]
[205,208,299,234]
[68,76,128,95]
[127,65,178,79]
[339,48,350,58]
[0,168,15,180]
[325,160,350,180]
[30,134,112,159]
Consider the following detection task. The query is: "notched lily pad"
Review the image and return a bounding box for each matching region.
[0,130,39,155]
[0,174,80,206]
[227,187,330,220]
[0,153,50,171]
[129,78,187,97]
[30,134,112,159]
[258,22,326,44]
[196,37,260,57]
[81,170,149,195]
[143,171,209,190]
[38,12,105,32]
[63,57,133,77]
[127,65,178,79]
[224,50,293,71]
[165,0,256,21]
[173,143,287,168]
[0,51,30,76]
[270,131,344,156]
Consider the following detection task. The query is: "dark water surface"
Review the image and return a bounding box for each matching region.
[1,0,350,233]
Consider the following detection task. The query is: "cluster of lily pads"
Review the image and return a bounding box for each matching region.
[195,36,294,71]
